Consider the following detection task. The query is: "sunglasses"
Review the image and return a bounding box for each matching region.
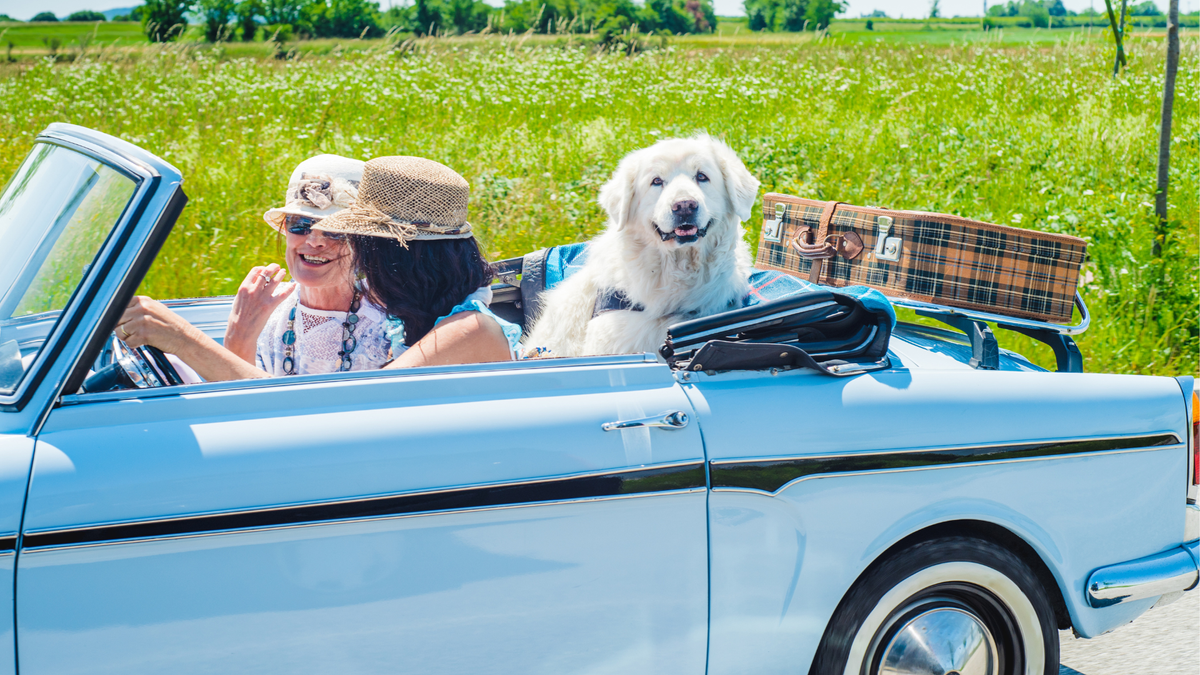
[283,214,347,241]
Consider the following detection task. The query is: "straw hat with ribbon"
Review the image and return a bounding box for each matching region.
[263,154,365,231]
[315,156,474,244]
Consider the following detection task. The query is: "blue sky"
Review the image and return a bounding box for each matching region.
[2,0,1190,21]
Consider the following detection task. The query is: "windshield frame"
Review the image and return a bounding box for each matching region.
[0,124,183,416]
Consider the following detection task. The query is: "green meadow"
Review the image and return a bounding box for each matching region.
[0,27,1195,375]
[0,20,146,50]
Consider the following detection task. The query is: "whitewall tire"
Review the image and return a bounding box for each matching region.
[810,536,1060,675]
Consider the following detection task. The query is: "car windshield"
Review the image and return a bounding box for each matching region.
[0,142,138,394]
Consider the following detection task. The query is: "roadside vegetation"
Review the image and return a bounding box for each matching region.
[0,26,1194,375]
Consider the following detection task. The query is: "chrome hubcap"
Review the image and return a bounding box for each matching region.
[878,607,998,675]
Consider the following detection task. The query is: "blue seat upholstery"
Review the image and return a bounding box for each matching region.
[536,243,895,327]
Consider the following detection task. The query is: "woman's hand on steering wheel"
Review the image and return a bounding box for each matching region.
[117,296,206,355]
[115,296,268,385]
[224,263,295,364]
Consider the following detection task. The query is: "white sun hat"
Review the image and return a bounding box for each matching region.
[263,154,366,232]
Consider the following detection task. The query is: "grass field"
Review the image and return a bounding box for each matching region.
[0,29,1195,375]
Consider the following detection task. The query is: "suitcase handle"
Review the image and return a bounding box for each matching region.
[788,228,863,260]
[790,235,837,259]
[788,224,836,259]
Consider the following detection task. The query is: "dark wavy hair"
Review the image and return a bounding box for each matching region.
[350,235,495,347]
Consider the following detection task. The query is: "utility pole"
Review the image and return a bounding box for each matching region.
[1104,0,1129,75]
[1153,0,1181,257]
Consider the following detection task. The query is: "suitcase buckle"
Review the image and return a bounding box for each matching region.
[874,216,902,262]
[762,203,786,243]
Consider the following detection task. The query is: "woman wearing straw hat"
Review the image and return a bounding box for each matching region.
[314,155,522,368]
[115,154,395,381]
[117,154,519,381]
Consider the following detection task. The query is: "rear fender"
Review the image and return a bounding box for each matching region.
[857,504,1162,638]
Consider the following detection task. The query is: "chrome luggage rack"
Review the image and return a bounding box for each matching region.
[888,292,1090,373]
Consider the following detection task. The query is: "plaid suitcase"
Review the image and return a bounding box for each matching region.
[753,194,1087,325]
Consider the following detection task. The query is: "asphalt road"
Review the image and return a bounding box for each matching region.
[1058,590,1199,675]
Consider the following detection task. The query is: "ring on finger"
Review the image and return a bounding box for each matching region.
[119,324,130,338]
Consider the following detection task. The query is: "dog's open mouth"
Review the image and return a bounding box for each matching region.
[658,220,712,244]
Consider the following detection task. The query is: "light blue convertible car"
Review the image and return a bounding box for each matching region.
[0,125,1196,675]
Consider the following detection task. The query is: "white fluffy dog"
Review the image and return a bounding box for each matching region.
[525,135,760,357]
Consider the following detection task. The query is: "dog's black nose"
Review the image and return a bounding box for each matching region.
[672,200,698,220]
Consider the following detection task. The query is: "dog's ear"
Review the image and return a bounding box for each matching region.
[598,153,639,229]
[709,137,760,223]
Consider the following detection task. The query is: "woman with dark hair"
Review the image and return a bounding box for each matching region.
[316,156,521,368]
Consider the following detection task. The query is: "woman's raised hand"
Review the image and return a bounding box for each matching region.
[224,263,296,364]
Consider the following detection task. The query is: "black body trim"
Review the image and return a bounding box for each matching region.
[710,434,1182,493]
[0,537,15,553]
[22,462,706,550]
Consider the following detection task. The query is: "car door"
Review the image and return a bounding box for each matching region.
[0,124,187,675]
[18,354,709,675]
[0,124,707,674]
[0,433,32,675]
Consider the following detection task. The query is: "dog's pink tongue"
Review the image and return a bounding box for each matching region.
[675,225,698,236]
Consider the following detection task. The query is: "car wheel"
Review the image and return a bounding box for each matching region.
[810,536,1060,675]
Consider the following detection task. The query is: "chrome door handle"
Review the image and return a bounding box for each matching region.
[602,411,689,431]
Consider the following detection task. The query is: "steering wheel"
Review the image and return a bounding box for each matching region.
[112,336,183,387]
[81,336,184,393]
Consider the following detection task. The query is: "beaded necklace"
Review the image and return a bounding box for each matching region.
[281,289,362,376]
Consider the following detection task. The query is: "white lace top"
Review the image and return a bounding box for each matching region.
[256,289,391,376]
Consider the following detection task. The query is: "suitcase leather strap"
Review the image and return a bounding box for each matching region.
[787,201,864,283]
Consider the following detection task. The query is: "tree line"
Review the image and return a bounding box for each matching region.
[18,10,113,21]
[129,0,717,43]
[986,0,1163,17]
[742,0,845,31]
[403,0,717,37]
[976,0,1163,27]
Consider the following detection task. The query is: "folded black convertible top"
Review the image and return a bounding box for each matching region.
[662,290,892,377]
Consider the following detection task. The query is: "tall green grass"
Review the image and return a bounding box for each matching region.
[0,34,1195,374]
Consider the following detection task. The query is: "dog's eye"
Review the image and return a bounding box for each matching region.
[696,172,709,183]
[651,177,663,187]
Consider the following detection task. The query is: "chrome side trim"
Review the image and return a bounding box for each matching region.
[887,292,1089,336]
[710,433,1182,494]
[709,432,1180,468]
[1087,544,1200,608]
[22,460,706,551]
[26,489,707,553]
[712,446,1178,496]
[26,459,702,535]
